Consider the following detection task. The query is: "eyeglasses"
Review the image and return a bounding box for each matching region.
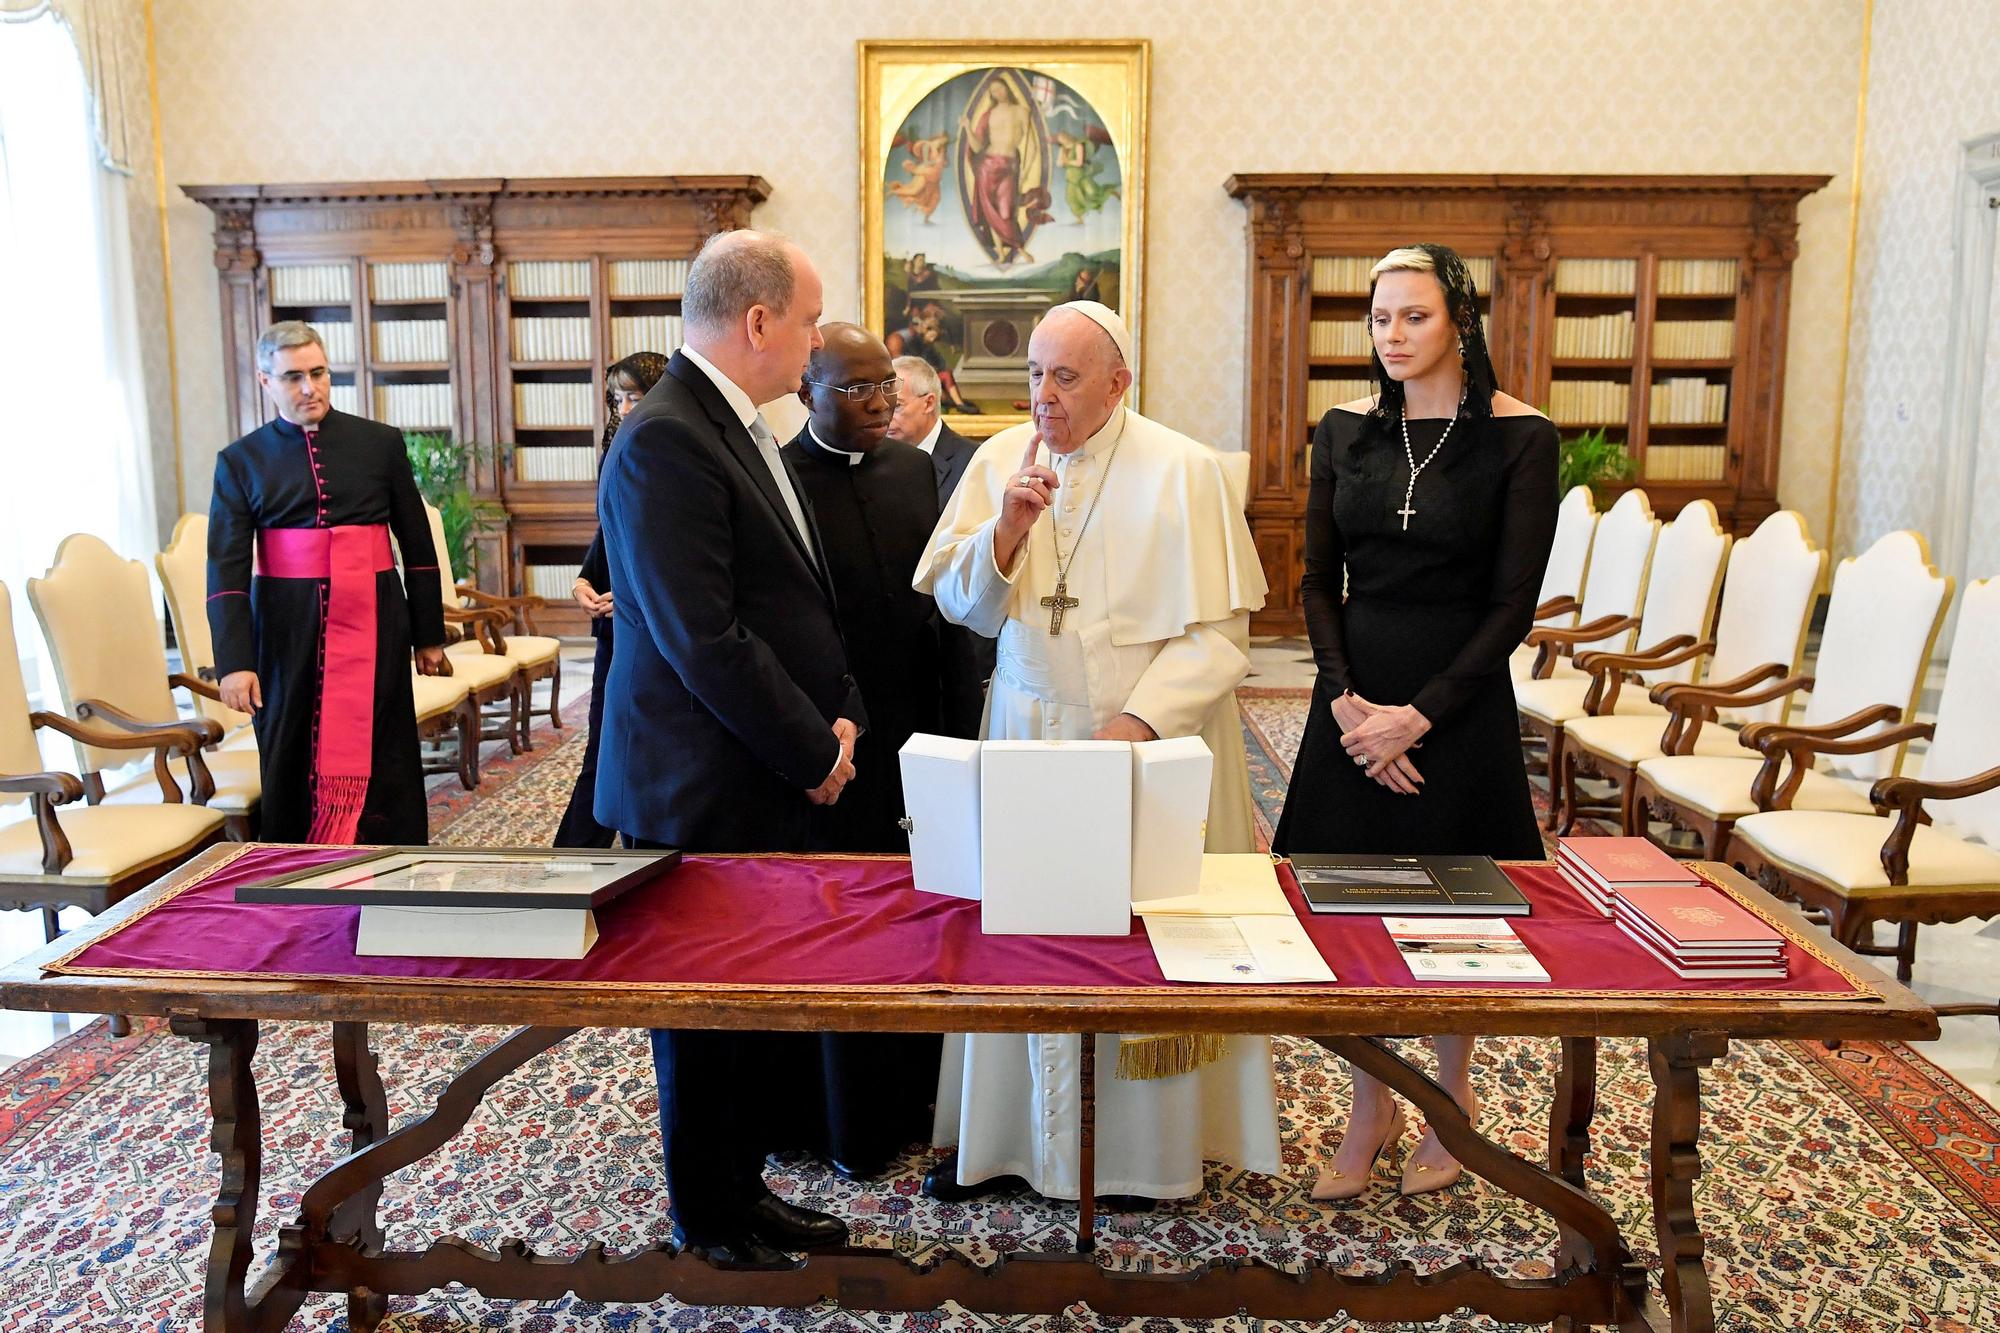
[805,377,901,403]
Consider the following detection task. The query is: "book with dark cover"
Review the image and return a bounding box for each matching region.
[1289,854,1530,916]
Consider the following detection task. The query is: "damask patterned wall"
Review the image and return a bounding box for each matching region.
[1839,0,2000,579]
[148,0,1866,551]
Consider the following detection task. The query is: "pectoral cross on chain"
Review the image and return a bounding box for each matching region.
[1040,579,1080,635]
[1396,501,1417,530]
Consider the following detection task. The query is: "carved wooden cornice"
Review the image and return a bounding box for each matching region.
[1225,173,1831,200]
[184,176,772,209]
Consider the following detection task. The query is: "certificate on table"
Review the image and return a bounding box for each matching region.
[1144,914,1336,984]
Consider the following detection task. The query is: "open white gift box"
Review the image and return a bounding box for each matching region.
[898,734,1212,936]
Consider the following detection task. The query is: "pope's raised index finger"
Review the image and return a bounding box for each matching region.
[1019,430,1042,471]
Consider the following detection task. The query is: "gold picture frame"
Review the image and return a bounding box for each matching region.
[859,38,1149,438]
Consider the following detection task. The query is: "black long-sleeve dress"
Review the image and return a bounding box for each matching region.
[1272,407,1559,860]
[553,529,617,848]
[206,411,445,844]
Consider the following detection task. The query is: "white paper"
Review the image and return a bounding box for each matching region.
[1133,854,1292,917]
[1145,914,1335,984]
[1235,915,1337,982]
[1382,917,1550,983]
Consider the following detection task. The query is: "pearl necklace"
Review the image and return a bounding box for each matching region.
[1396,402,1461,531]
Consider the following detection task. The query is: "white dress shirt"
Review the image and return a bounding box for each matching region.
[681,345,815,549]
[916,417,944,455]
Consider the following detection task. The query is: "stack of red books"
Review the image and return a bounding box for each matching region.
[1555,837,1698,917]
[1557,837,1788,979]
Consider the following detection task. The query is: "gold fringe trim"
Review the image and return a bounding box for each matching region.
[1115,1033,1227,1081]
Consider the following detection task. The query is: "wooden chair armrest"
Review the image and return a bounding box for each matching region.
[1747,717,1930,814]
[1865,762,2000,886]
[1655,673,1811,715]
[75,698,225,748]
[456,584,547,632]
[1575,637,1707,677]
[1739,703,1904,752]
[1526,613,1640,649]
[442,606,508,653]
[1533,595,1580,622]
[1575,636,1703,716]
[0,776,80,874]
[169,672,225,703]
[0,770,85,802]
[31,710,211,805]
[1650,661,1789,705]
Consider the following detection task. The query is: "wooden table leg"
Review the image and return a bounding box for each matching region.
[1076,1033,1096,1254]
[1550,1036,1601,1330]
[331,1021,390,1332]
[172,1015,307,1333]
[1647,1032,1729,1333]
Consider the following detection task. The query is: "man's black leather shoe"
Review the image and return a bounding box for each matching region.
[829,1157,890,1182]
[680,1238,799,1271]
[745,1195,848,1249]
[921,1152,1025,1203]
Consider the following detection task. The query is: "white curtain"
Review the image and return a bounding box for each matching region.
[0,12,158,714]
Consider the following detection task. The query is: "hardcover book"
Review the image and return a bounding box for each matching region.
[1556,837,1702,888]
[1383,917,1550,982]
[1614,883,1784,950]
[1290,855,1529,916]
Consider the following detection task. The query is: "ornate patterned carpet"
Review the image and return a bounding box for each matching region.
[2,687,1998,1331]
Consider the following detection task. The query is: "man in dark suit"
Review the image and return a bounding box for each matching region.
[596,229,862,1269]
[889,354,992,736]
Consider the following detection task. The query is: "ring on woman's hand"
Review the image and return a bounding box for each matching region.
[1353,753,1369,767]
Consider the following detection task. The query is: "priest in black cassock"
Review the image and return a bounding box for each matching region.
[207,321,450,845]
[783,323,955,852]
[774,322,946,1179]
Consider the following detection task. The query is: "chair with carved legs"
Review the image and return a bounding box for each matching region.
[1630,530,1951,860]
[0,582,227,945]
[1556,511,1826,836]
[1725,576,2000,989]
[28,534,260,839]
[1514,488,1659,778]
[422,503,563,749]
[1509,484,1599,681]
[1518,499,1728,830]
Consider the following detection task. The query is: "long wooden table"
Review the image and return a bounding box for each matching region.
[0,847,1936,1332]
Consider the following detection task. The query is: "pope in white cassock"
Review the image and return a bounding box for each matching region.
[911,300,1283,1201]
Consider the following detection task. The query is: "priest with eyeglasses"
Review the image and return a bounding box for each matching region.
[911,300,1280,1205]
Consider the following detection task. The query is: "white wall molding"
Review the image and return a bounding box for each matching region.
[1934,130,2000,592]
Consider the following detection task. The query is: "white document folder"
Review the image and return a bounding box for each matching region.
[1130,736,1212,902]
[897,733,983,900]
[980,740,1133,935]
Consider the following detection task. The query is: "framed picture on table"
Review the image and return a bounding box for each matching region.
[858,38,1150,437]
[235,846,680,910]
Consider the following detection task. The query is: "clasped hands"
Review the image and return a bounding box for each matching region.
[1333,690,1430,796]
[807,717,861,805]
[572,576,613,618]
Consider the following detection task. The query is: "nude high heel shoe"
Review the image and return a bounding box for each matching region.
[1399,1094,1480,1196]
[1310,1107,1405,1202]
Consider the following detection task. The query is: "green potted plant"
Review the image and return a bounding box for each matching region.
[402,432,507,581]
[1556,426,1636,502]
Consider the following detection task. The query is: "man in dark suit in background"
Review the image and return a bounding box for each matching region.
[596,228,862,1269]
[890,353,992,736]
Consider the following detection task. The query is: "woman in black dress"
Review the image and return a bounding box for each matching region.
[1271,245,1558,1199]
[552,351,669,848]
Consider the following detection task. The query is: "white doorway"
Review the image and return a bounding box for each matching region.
[1936,131,2000,619]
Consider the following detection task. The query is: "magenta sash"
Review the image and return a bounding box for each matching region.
[256,525,393,844]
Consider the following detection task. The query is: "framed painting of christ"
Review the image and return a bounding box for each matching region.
[859,39,1150,437]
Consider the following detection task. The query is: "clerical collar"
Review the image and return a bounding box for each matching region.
[918,418,943,454]
[805,422,865,466]
[273,415,324,440]
[1050,405,1126,466]
[679,344,760,431]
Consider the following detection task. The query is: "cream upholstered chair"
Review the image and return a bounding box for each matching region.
[405,504,524,754]
[1508,484,1598,680]
[1557,510,1825,835]
[422,502,562,748]
[1517,488,1658,685]
[27,534,260,839]
[1631,529,1951,859]
[154,513,256,751]
[1725,577,2000,986]
[1517,499,1730,829]
[0,582,226,943]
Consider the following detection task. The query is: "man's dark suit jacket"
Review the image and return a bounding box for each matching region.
[928,420,978,511]
[594,349,864,852]
[925,419,995,736]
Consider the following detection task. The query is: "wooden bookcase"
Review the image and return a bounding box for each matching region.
[187,175,770,637]
[1223,174,1828,636]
